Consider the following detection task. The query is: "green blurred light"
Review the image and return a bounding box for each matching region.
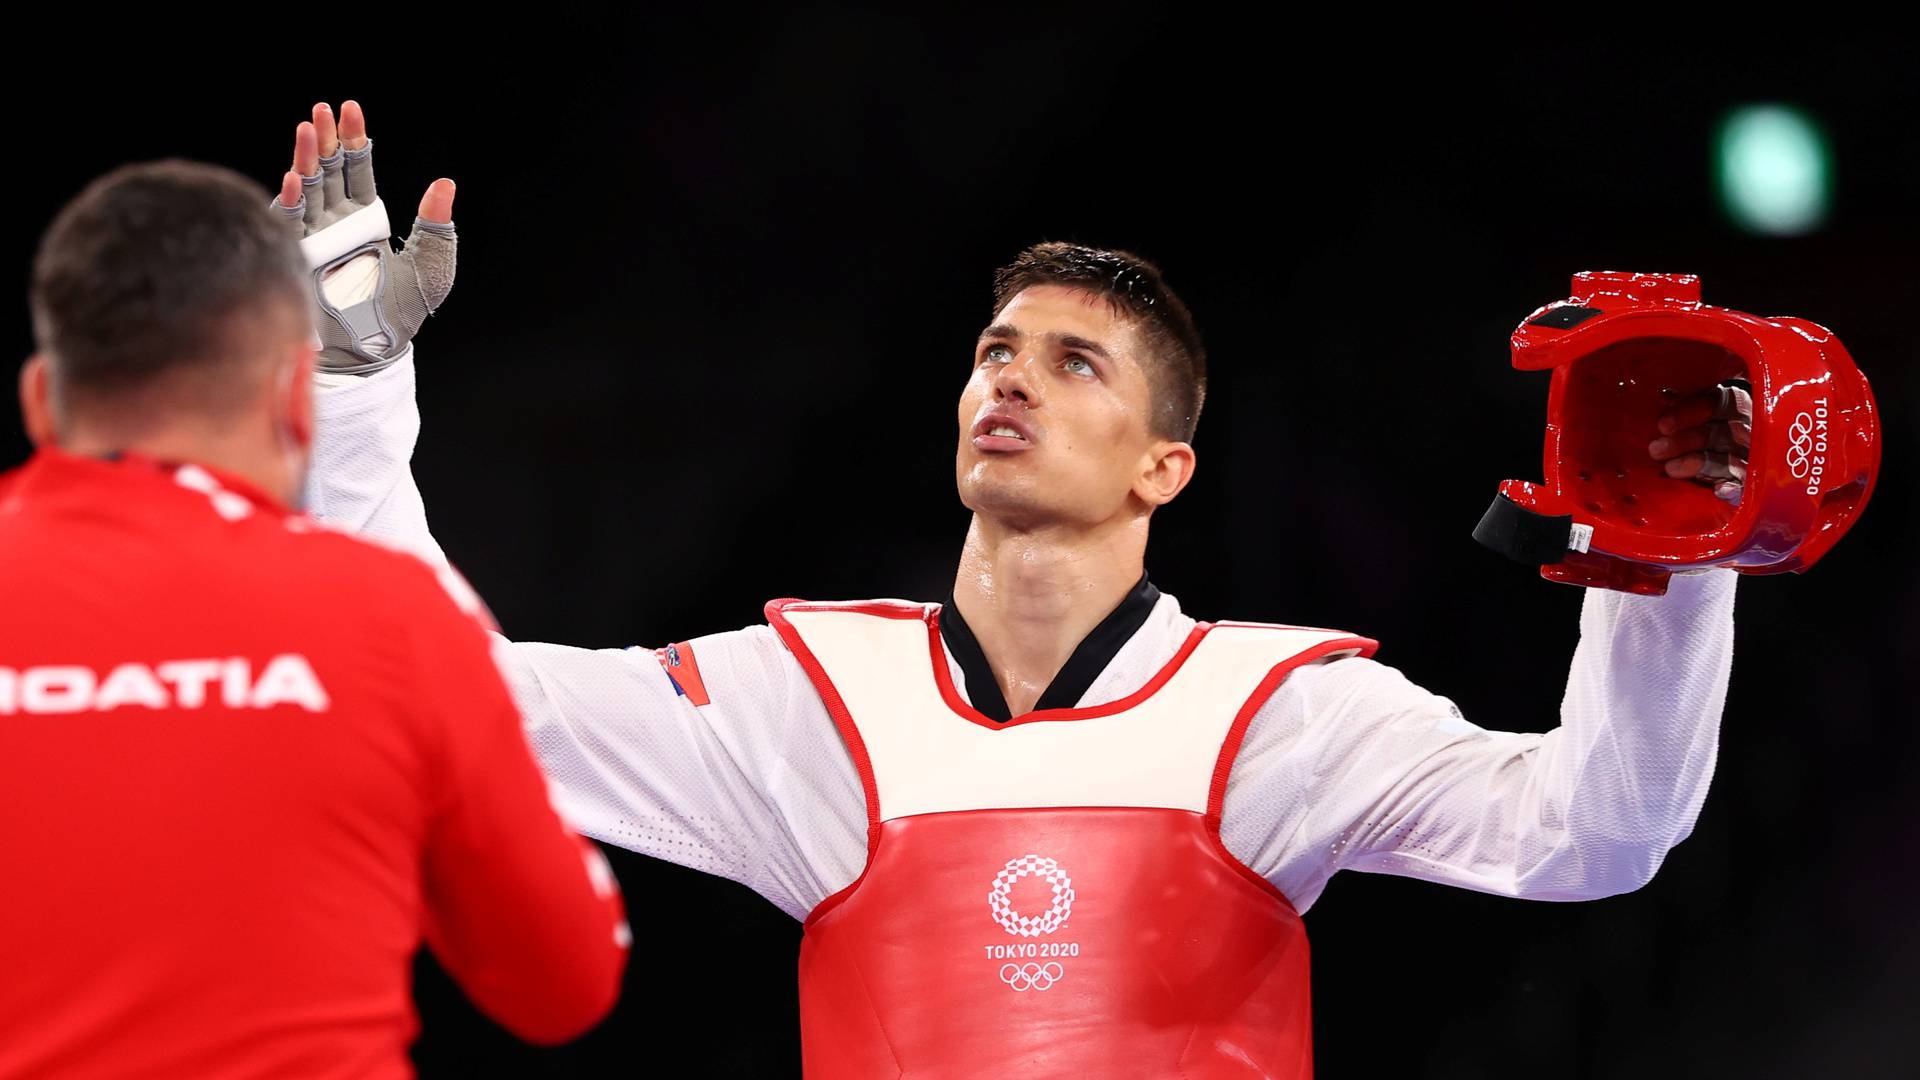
[1715,105,1831,236]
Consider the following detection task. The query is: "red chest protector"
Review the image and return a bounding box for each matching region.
[768,599,1377,1079]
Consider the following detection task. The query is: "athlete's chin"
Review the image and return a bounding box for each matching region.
[957,471,1080,529]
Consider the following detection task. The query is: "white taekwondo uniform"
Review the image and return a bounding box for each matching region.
[307,355,1736,929]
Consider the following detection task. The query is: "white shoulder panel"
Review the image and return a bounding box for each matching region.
[780,608,1362,820]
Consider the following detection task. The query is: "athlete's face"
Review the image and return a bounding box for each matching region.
[956,285,1194,528]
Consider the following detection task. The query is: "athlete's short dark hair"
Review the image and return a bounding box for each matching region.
[991,242,1207,442]
[29,159,309,418]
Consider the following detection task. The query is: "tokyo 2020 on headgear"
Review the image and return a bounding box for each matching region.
[1474,271,1880,595]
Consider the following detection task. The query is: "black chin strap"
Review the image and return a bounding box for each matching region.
[1472,493,1574,566]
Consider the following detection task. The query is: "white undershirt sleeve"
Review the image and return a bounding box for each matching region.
[1223,570,1737,912]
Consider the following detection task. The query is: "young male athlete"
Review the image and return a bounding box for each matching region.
[1,159,630,1078]
[285,102,1742,1078]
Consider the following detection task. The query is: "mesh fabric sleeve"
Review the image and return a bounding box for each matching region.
[308,353,869,920]
[502,631,868,920]
[1221,569,1737,912]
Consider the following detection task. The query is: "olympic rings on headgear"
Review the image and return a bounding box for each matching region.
[1785,411,1816,479]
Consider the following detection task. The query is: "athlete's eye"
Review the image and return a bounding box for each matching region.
[1063,355,1094,376]
[982,344,1014,365]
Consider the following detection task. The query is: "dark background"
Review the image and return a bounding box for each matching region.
[8,14,1916,1077]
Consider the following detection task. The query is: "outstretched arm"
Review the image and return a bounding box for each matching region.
[1225,389,1747,911]
[1235,570,1735,910]
[284,101,868,920]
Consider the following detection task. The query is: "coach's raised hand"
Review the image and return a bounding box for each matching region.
[271,100,458,375]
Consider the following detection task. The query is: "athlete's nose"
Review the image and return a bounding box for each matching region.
[992,351,1043,408]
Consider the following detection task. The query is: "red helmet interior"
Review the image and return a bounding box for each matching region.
[1556,337,1746,540]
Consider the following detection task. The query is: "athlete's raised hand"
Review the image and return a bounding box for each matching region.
[270,100,458,375]
[1648,383,1752,503]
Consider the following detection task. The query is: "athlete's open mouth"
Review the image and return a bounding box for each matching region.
[971,412,1037,450]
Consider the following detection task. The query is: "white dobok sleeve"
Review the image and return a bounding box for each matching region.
[308,358,869,920]
[501,633,867,920]
[1221,570,1736,913]
[308,363,449,568]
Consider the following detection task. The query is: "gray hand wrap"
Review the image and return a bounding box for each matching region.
[270,137,456,375]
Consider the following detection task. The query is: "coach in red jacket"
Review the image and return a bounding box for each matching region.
[0,160,630,1078]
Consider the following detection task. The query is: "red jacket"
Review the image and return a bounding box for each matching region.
[0,449,629,1079]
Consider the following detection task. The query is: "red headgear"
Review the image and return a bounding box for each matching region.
[1474,271,1880,595]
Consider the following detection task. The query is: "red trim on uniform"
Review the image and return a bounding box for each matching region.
[927,610,1214,730]
[764,599,886,847]
[1202,634,1380,902]
[771,599,930,621]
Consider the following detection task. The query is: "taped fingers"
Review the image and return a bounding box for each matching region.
[270,172,307,235]
[1664,450,1745,482]
[1651,420,1750,460]
[319,148,348,213]
[299,169,327,230]
[338,98,374,203]
[1662,450,1747,503]
[1658,383,1753,435]
[1719,382,1753,421]
[281,99,455,374]
[288,122,328,230]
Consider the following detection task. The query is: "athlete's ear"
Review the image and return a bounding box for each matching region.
[1134,439,1196,507]
[19,355,58,448]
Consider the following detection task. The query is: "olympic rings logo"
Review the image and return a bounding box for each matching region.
[988,855,1075,937]
[999,962,1065,992]
[1786,412,1815,479]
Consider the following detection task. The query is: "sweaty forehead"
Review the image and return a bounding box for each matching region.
[990,285,1144,358]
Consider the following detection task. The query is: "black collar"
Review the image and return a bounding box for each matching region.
[939,573,1162,722]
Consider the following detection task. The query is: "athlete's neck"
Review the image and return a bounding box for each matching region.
[951,513,1147,716]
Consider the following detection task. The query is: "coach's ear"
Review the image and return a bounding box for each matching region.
[19,355,58,448]
[272,345,317,454]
